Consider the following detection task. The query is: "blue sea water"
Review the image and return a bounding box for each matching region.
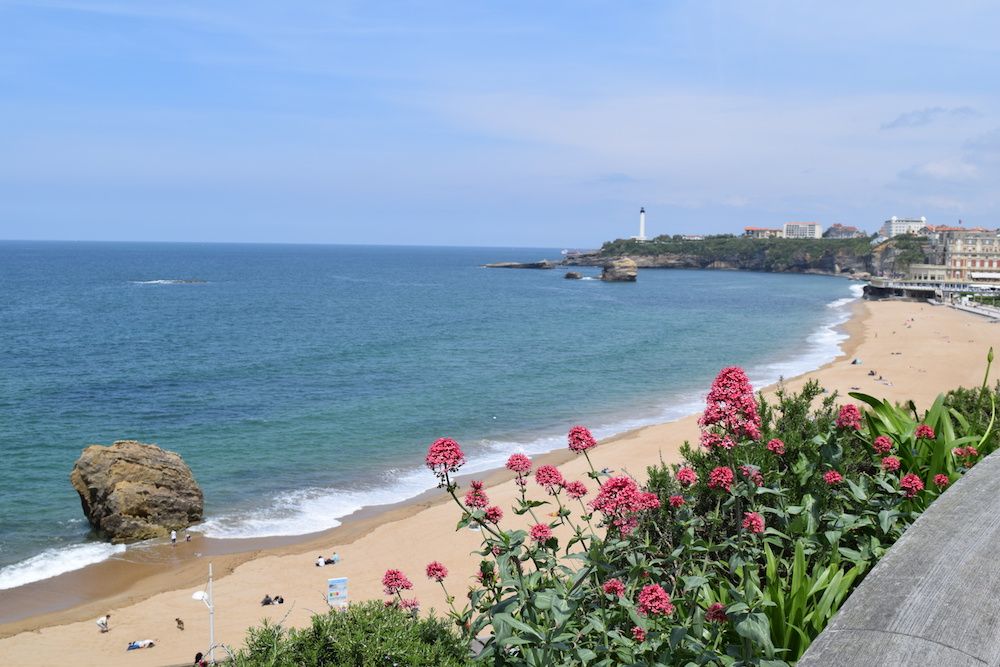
[0,242,859,588]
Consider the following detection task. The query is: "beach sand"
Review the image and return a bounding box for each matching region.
[0,299,995,666]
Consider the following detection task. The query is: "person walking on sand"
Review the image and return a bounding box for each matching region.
[96,614,111,633]
[171,530,177,545]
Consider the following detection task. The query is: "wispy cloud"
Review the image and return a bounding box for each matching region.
[880,106,978,130]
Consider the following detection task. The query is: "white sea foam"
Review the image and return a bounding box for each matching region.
[129,279,206,285]
[0,543,127,590]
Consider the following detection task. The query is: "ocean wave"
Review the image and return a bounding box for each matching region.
[129,279,206,285]
[0,543,127,590]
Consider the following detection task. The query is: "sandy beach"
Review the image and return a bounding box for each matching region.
[1,299,996,666]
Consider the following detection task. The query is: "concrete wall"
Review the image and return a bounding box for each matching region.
[799,450,1000,666]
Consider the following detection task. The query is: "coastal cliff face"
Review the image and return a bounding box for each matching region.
[601,257,638,281]
[70,440,204,542]
[567,236,926,276]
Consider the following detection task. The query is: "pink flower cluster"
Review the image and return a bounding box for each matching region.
[484,505,503,523]
[742,511,765,534]
[632,626,646,642]
[934,474,950,489]
[567,425,597,453]
[425,438,466,482]
[739,465,764,487]
[953,446,979,459]
[676,466,698,487]
[382,569,413,596]
[705,602,727,623]
[881,456,901,472]
[668,495,685,508]
[707,466,734,492]
[699,366,762,441]
[464,480,489,508]
[900,472,924,498]
[506,453,532,474]
[915,424,936,440]
[590,476,660,536]
[873,435,894,455]
[836,404,862,430]
[535,465,565,493]
[425,561,448,582]
[602,578,625,596]
[823,470,843,486]
[530,523,552,542]
[766,438,785,455]
[564,480,588,500]
[637,583,675,616]
[700,431,736,450]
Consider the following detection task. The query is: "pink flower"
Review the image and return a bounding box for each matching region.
[836,404,862,430]
[535,465,565,492]
[953,447,966,458]
[915,424,936,440]
[873,435,894,455]
[567,425,597,453]
[668,495,685,508]
[934,474,950,489]
[484,505,503,523]
[563,480,588,500]
[506,453,532,475]
[966,446,979,458]
[707,466,734,492]
[399,598,420,612]
[739,465,764,487]
[382,569,413,595]
[900,472,924,498]
[425,438,466,481]
[464,480,489,508]
[590,476,661,536]
[530,523,552,542]
[706,602,727,623]
[676,466,698,487]
[425,561,448,582]
[699,366,761,441]
[700,431,735,450]
[823,470,843,486]
[742,511,765,534]
[881,456,901,472]
[632,626,646,642]
[602,578,625,596]
[766,438,785,455]
[637,584,675,616]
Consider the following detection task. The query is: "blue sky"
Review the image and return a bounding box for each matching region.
[2,1,999,246]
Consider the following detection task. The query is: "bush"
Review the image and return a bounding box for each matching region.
[230,601,472,667]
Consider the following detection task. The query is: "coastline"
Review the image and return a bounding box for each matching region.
[2,298,997,666]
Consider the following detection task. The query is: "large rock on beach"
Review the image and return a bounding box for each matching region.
[600,257,638,282]
[70,440,203,542]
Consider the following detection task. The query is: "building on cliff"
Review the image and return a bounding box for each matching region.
[783,222,823,239]
[880,216,927,238]
[823,223,867,239]
[744,226,784,239]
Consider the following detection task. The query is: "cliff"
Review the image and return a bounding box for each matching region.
[566,236,928,277]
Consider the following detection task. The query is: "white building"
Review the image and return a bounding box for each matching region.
[783,222,822,239]
[880,216,927,238]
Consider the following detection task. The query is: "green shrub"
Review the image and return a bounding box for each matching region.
[230,601,472,667]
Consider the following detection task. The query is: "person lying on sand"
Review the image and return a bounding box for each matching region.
[126,639,155,651]
[315,555,325,567]
[261,595,273,606]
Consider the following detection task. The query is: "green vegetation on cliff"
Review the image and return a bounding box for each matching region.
[595,235,927,275]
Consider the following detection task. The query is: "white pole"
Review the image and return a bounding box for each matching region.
[208,563,215,664]
[639,208,646,240]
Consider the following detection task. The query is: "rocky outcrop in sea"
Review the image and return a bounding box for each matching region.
[600,257,638,282]
[70,440,204,542]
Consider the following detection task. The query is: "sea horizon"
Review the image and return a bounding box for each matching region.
[0,241,859,591]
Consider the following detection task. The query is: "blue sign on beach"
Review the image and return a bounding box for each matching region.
[327,577,349,607]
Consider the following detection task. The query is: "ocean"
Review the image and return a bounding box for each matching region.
[0,241,860,589]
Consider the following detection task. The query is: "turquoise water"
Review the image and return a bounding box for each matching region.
[0,242,858,587]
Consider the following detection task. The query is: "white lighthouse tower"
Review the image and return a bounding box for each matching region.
[638,207,647,241]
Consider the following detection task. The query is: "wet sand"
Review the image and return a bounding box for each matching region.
[0,299,995,666]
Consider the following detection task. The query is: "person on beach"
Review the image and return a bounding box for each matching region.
[261,594,273,606]
[324,553,338,565]
[186,533,192,542]
[194,652,208,667]
[315,555,325,567]
[171,530,177,545]
[126,639,155,650]
[96,614,110,633]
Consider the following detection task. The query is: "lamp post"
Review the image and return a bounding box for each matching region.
[192,563,215,664]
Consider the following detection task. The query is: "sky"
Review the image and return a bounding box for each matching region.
[1,1,999,247]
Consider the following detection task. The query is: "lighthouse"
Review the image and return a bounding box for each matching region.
[638,207,646,241]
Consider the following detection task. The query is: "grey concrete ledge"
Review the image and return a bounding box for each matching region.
[798,449,1000,666]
